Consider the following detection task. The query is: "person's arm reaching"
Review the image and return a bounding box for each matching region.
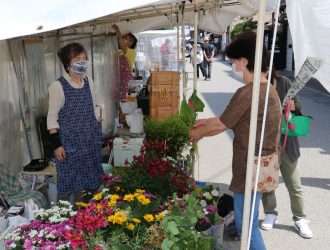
[189,117,227,143]
[112,24,128,54]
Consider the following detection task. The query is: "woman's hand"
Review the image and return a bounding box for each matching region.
[55,146,66,162]
[194,118,208,128]
[112,24,120,35]
[189,127,202,143]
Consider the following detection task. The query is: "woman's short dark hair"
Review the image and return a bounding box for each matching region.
[127,33,138,49]
[57,43,88,73]
[225,31,269,73]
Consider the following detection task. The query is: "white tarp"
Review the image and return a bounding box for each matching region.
[1,1,276,41]
[287,0,330,93]
[0,0,162,40]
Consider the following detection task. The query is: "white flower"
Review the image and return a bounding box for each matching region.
[102,188,109,193]
[28,230,38,238]
[202,208,209,215]
[9,243,17,248]
[203,192,212,200]
[200,200,207,207]
[211,189,219,197]
[46,233,56,239]
[58,200,71,206]
[38,230,44,237]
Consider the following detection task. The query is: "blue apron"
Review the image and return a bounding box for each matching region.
[54,76,104,194]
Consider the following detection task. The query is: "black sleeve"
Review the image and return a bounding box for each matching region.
[50,132,62,150]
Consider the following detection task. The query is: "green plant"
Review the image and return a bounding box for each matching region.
[230,17,257,38]
[160,192,216,250]
[144,115,190,159]
[119,140,195,200]
[180,89,205,127]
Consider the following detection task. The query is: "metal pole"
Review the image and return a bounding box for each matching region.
[240,0,267,249]
[247,1,281,248]
[193,9,198,90]
[177,22,180,72]
[181,6,186,88]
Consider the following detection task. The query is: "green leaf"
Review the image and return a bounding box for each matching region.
[167,221,180,235]
[161,239,175,250]
[188,89,205,112]
[180,98,196,126]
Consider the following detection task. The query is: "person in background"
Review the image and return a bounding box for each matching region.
[189,31,282,250]
[190,43,207,80]
[112,24,138,101]
[261,71,313,239]
[202,36,215,80]
[47,43,104,205]
[160,39,171,70]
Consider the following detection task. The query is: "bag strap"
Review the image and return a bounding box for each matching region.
[282,103,291,151]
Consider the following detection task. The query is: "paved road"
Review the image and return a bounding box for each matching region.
[184,58,330,250]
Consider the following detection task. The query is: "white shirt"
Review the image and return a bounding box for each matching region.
[47,72,98,130]
[190,45,204,64]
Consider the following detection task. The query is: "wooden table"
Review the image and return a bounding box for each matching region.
[21,165,57,190]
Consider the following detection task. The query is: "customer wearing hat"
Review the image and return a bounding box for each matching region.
[202,36,215,80]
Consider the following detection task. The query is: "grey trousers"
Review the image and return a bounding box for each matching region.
[262,151,306,221]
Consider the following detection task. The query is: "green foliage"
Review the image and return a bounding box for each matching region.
[160,192,216,250]
[180,89,205,127]
[230,17,257,38]
[144,115,190,159]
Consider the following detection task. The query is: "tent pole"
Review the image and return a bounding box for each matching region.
[193,8,198,90]
[181,5,186,89]
[240,0,267,249]
[177,23,180,72]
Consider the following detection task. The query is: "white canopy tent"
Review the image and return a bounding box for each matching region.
[0,1,329,249]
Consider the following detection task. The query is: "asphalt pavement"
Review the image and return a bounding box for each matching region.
[184,57,330,250]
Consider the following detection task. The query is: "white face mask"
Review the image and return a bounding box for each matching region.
[232,63,244,82]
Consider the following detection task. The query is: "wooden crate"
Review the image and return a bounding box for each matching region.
[149,71,180,120]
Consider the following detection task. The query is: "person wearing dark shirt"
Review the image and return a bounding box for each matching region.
[202,36,215,80]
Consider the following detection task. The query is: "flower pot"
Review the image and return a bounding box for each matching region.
[202,217,224,250]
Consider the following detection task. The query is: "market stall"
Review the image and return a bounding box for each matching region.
[1,0,329,249]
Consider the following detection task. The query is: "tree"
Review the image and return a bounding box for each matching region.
[230,17,257,38]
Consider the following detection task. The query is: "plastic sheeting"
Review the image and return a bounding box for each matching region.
[0,1,276,41]
[0,0,161,41]
[287,0,330,93]
[0,41,30,175]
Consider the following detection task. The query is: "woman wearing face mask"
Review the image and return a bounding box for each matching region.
[189,31,282,250]
[47,42,104,205]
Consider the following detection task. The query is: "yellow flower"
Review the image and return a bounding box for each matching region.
[135,189,145,194]
[108,215,115,223]
[93,192,103,201]
[143,214,154,222]
[137,194,150,205]
[115,215,127,224]
[123,194,135,202]
[126,223,135,230]
[96,203,102,210]
[110,194,120,201]
[75,202,89,207]
[132,218,141,224]
[155,212,165,221]
[108,211,127,225]
[134,193,142,198]
[114,186,121,192]
[107,200,117,207]
[140,197,151,205]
